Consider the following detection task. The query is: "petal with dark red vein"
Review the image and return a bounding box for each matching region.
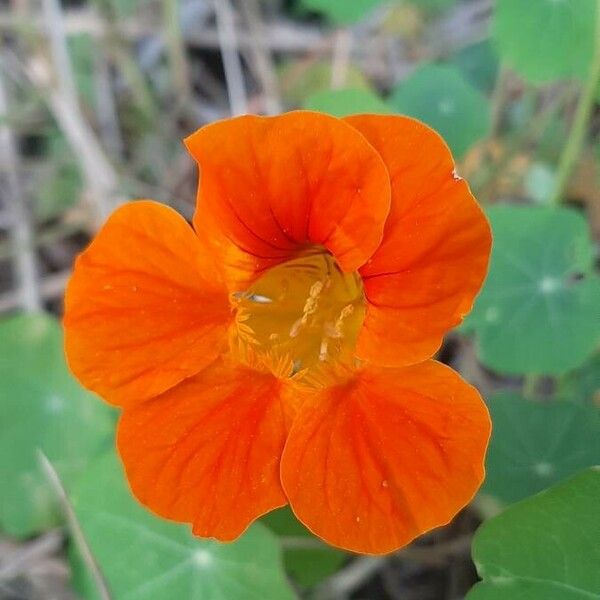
[117,360,289,540]
[186,111,391,289]
[345,114,491,367]
[280,361,490,555]
[64,201,231,407]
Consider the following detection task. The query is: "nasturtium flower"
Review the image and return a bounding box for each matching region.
[64,111,492,555]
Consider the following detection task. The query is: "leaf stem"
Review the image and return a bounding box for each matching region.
[548,1,600,206]
[37,451,113,600]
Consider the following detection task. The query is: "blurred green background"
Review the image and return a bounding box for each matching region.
[0,0,599,598]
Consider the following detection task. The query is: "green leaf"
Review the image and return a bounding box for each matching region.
[262,507,346,588]
[482,393,600,504]
[409,0,455,12]
[467,205,600,375]
[468,468,600,600]
[304,87,391,117]
[0,313,114,537]
[492,0,598,84]
[450,40,499,93]
[389,64,491,157]
[70,452,295,600]
[300,0,389,24]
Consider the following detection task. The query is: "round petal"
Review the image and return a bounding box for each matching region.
[64,201,231,407]
[185,111,391,289]
[117,360,289,541]
[280,361,490,555]
[344,115,492,367]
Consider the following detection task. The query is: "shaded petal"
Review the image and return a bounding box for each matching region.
[344,115,491,366]
[280,361,490,555]
[186,111,391,289]
[64,201,231,407]
[117,360,289,541]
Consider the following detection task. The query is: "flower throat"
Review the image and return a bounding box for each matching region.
[229,252,365,384]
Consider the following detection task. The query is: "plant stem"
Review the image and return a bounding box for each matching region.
[548,1,600,206]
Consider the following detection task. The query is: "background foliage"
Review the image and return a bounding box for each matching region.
[0,0,598,598]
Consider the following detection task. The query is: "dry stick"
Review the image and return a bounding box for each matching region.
[0,529,64,581]
[313,556,385,600]
[0,9,326,52]
[0,269,70,313]
[238,0,282,115]
[0,66,41,312]
[38,0,120,224]
[41,0,78,100]
[213,0,249,115]
[37,451,112,600]
[548,0,600,206]
[330,28,352,89]
[93,46,124,159]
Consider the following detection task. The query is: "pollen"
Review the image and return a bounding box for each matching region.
[229,252,365,384]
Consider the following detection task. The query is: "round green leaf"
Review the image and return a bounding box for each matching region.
[468,468,600,600]
[483,393,600,504]
[450,40,499,93]
[70,452,295,600]
[389,64,491,157]
[409,0,454,12]
[467,205,600,375]
[303,87,391,117]
[0,313,114,537]
[300,0,387,24]
[262,507,346,588]
[492,0,598,83]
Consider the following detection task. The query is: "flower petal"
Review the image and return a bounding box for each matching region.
[280,361,490,555]
[64,201,231,407]
[185,111,391,289]
[117,360,289,541]
[344,115,491,367]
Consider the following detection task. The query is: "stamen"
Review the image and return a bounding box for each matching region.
[319,338,329,361]
[229,252,365,385]
[333,304,355,337]
[289,280,325,337]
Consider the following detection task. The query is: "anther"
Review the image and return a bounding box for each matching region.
[333,304,354,337]
[289,280,325,337]
[319,338,329,361]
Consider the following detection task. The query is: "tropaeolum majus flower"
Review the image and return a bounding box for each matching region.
[64,112,492,555]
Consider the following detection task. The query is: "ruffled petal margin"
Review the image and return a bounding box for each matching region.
[345,115,492,367]
[64,201,231,407]
[117,359,289,541]
[280,361,490,555]
[186,111,391,289]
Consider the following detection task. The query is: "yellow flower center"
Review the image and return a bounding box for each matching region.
[229,252,365,384]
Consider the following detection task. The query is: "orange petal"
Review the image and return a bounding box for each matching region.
[185,111,391,289]
[64,201,231,407]
[117,360,289,541]
[280,361,490,555]
[344,115,491,367]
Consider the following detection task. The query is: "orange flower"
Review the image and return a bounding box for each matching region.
[64,112,492,555]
